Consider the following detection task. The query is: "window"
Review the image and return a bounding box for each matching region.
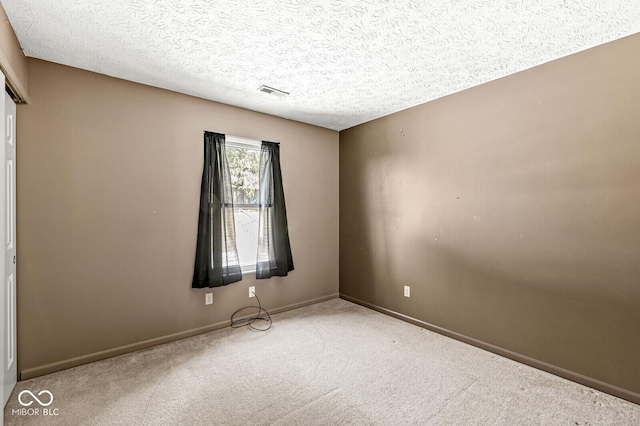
[225,136,261,273]
[192,132,293,288]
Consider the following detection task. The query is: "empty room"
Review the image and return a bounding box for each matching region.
[0,0,639,424]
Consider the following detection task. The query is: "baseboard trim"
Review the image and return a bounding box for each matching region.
[339,293,640,406]
[20,293,339,381]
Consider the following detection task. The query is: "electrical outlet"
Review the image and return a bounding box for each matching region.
[249,286,255,298]
[404,286,410,298]
[205,293,213,305]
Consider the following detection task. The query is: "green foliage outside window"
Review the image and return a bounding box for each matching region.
[226,147,260,204]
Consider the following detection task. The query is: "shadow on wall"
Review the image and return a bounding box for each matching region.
[340,128,426,306]
[340,121,640,394]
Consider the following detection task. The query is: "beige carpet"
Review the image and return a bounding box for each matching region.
[4,298,640,425]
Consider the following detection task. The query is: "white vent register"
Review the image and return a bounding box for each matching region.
[258,85,289,98]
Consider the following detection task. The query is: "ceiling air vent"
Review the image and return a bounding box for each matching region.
[258,85,289,98]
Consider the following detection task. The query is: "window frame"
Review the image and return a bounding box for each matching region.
[225,135,261,275]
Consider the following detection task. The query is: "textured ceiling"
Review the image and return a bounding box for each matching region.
[3,0,640,131]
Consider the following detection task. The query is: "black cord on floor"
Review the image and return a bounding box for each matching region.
[230,292,272,331]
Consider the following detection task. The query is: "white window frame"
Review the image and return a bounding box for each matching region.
[226,135,261,154]
[226,135,261,274]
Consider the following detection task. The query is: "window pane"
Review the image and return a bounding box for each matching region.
[227,145,260,270]
[226,147,260,205]
[234,207,259,268]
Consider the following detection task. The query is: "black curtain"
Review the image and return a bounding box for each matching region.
[256,141,294,278]
[192,132,243,288]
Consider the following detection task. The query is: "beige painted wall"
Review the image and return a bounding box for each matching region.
[17,59,339,378]
[340,33,640,401]
[0,2,28,101]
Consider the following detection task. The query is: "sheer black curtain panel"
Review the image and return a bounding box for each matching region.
[192,132,243,288]
[256,141,294,279]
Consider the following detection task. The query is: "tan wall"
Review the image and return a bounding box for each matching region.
[340,33,640,401]
[0,2,28,101]
[17,59,339,378]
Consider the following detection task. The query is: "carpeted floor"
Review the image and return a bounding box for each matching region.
[4,298,640,425]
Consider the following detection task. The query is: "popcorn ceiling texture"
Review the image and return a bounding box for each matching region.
[3,0,639,130]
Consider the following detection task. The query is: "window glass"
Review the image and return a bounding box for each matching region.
[226,145,260,271]
[226,147,260,205]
